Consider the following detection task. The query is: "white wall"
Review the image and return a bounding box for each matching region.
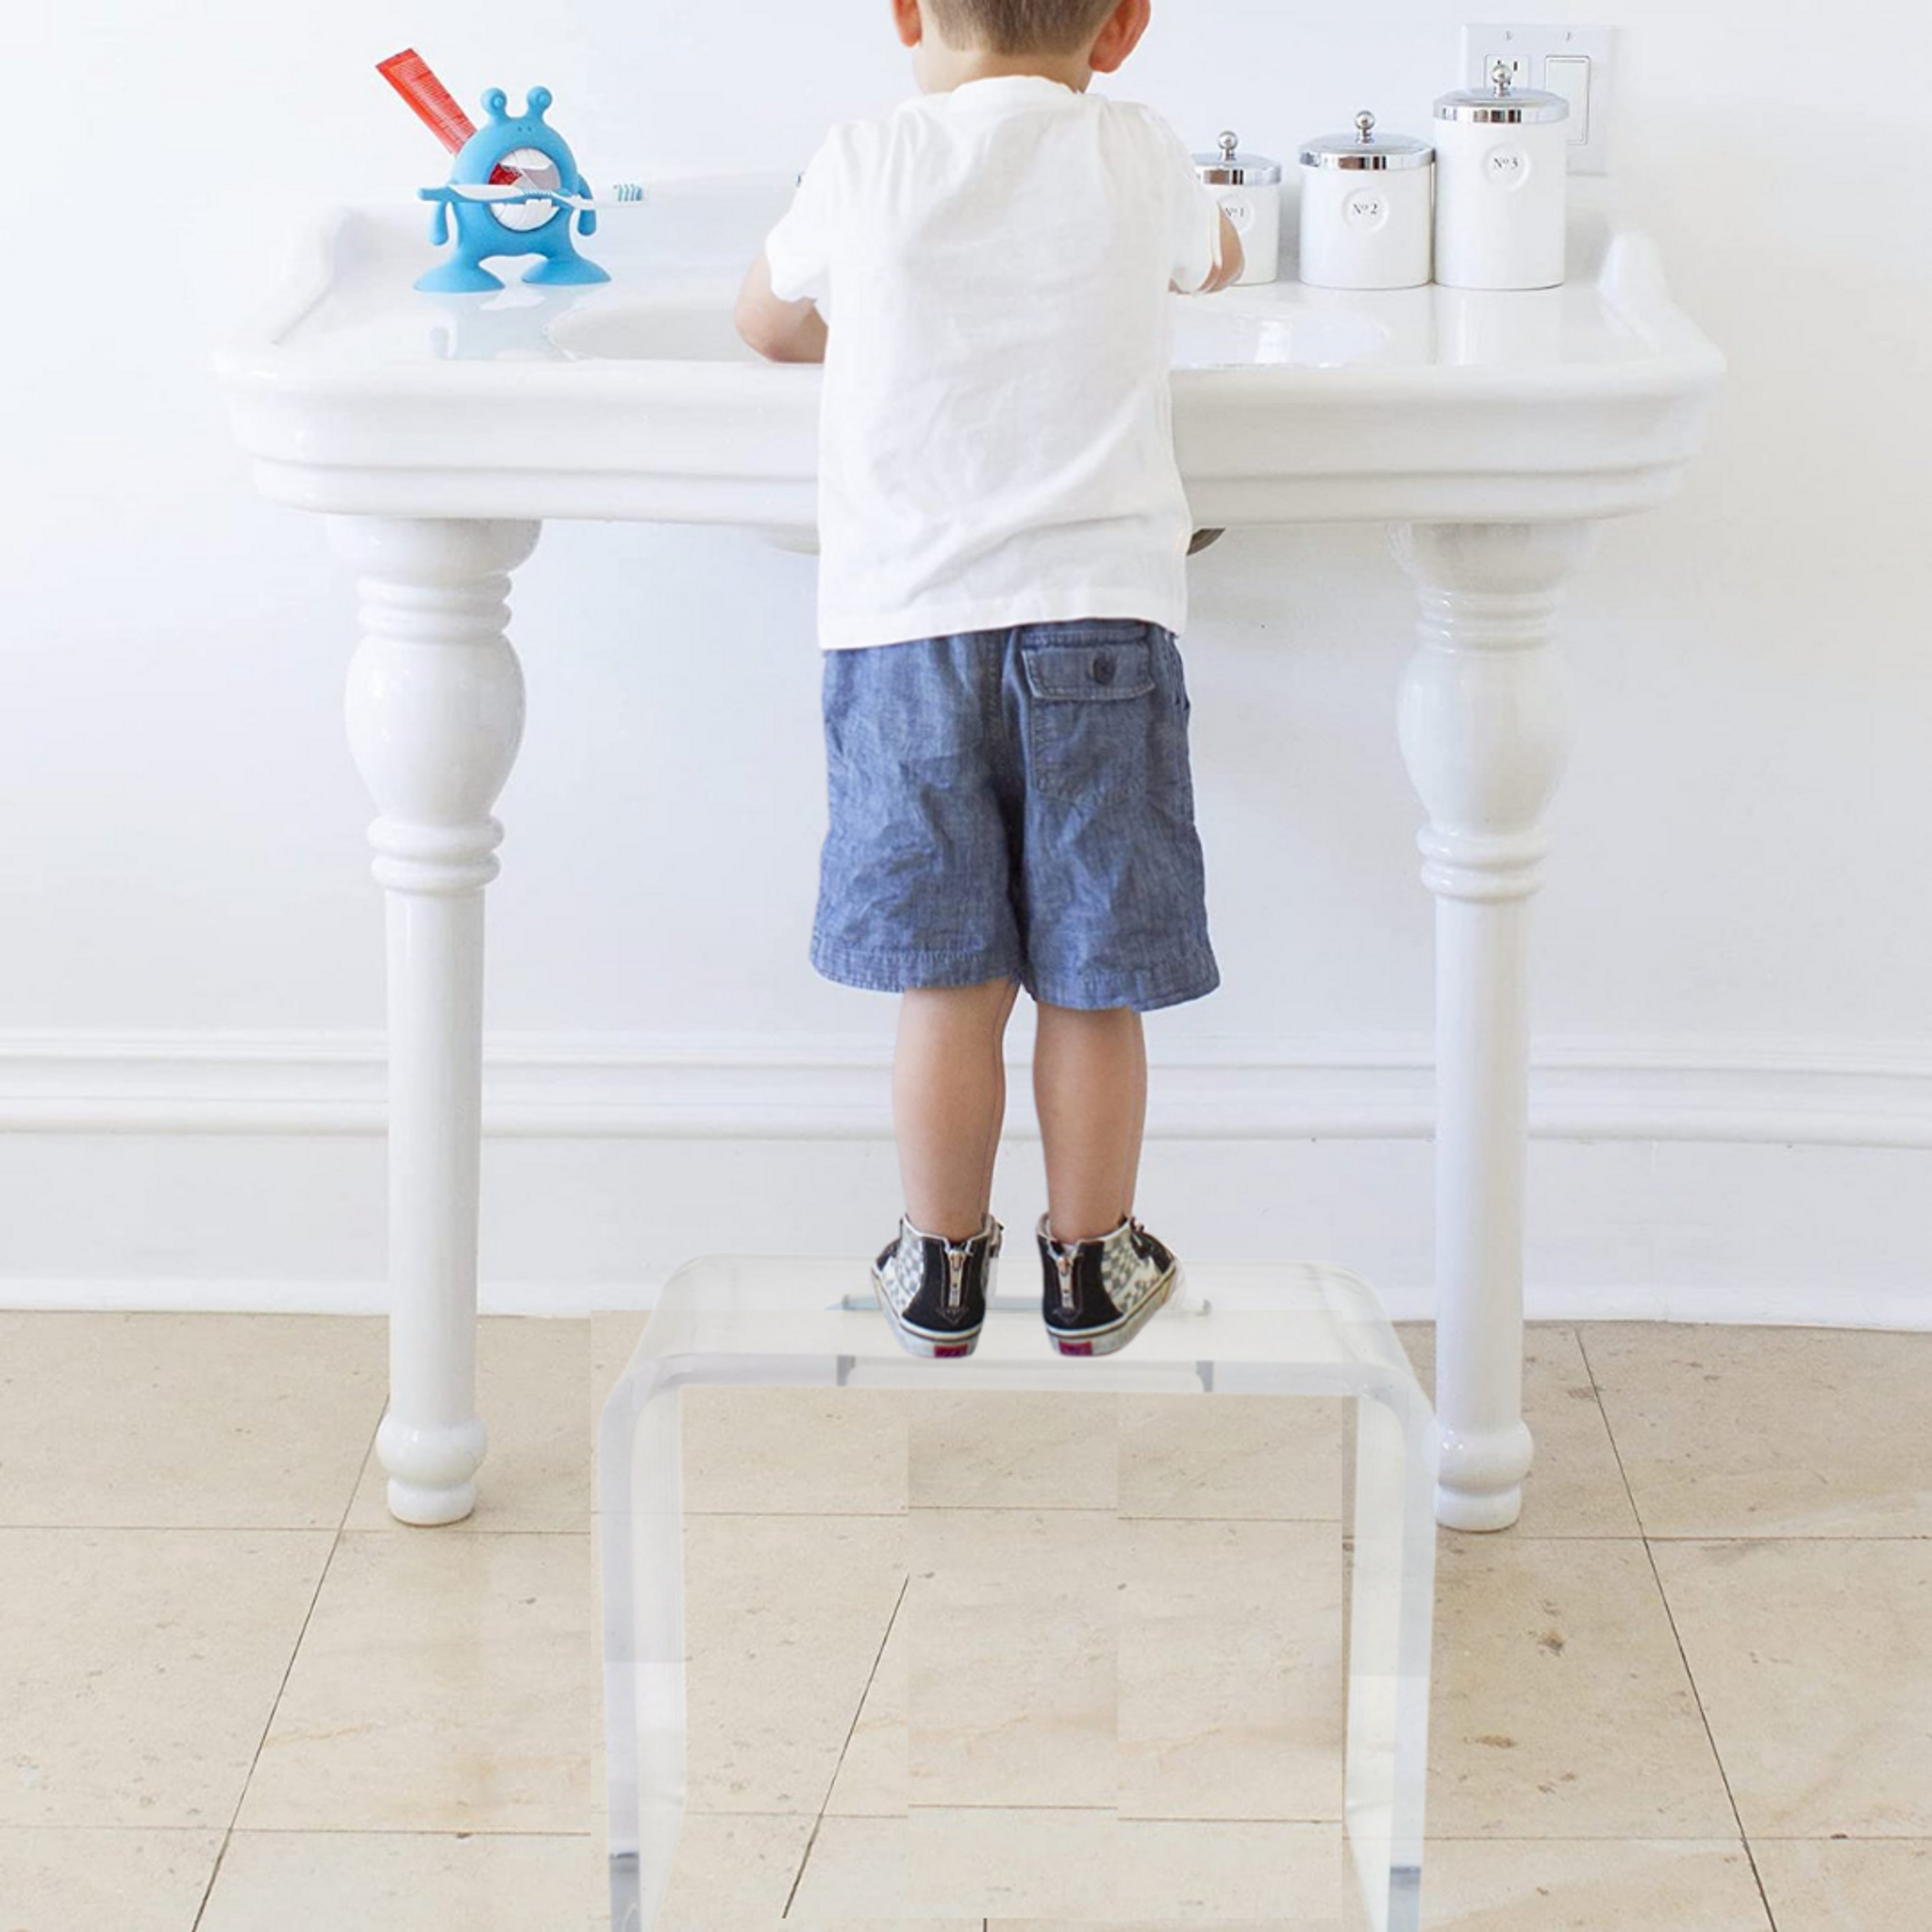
[4,2,1930,1317]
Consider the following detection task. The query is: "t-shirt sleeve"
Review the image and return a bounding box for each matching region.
[1148,113,1226,293]
[763,131,842,304]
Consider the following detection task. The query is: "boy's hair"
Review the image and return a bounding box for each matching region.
[925,0,1121,55]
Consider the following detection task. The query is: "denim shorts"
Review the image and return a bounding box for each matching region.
[810,620,1219,1013]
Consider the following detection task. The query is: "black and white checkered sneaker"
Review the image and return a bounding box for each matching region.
[1036,1212,1182,1357]
[871,1211,1003,1359]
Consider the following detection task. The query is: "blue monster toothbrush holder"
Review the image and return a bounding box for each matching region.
[417,87,609,292]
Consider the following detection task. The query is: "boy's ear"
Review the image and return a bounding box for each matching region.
[1088,0,1152,73]
[891,0,924,48]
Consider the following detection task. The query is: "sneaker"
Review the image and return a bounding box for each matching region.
[872,1211,1003,1359]
[1036,1212,1181,1357]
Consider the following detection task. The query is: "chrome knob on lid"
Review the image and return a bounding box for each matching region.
[1491,58,1514,95]
[1356,109,1376,143]
[1195,130,1282,186]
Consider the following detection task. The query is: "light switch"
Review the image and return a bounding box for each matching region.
[1546,54,1591,143]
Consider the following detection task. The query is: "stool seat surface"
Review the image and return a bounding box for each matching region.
[611,1256,1427,1406]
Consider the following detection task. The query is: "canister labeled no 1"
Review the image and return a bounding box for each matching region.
[1433,62,1570,290]
[1298,111,1434,291]
[1192,131,1281,285]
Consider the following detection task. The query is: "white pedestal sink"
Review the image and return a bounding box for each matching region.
[218,175,1722,1531]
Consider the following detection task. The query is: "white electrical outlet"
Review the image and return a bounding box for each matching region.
[1462,24,1616,175]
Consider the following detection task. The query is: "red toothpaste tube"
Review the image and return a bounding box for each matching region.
[378,49,519,185]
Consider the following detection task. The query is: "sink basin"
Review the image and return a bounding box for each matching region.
[544,280,1393,372]
[548,288,758,365]
[217,175,1721,530]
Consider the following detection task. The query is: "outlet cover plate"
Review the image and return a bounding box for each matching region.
[1463,24,1616,175]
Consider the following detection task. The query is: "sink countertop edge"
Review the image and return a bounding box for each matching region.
[215,199,1724,533]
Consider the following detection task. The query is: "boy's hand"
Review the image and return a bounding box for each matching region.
[736,252,829,363]
[1194,210,1246,294]
[1172,211,1246,295]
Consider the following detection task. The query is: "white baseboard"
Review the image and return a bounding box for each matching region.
[6,1027,1932,1144]
[2,1028,1928,1324]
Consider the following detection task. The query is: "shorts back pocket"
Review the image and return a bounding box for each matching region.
[1020,623,1158,803]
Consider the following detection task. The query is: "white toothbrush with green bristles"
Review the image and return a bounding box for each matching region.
[443,179,647,209]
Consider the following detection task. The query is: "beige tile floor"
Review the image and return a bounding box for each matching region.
[0,1308,1927,1927]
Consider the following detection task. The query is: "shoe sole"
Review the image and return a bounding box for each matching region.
[871,1263,983,1360]
[1046,1262,1182,1358]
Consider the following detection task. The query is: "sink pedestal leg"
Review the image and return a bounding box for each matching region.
[330,516,541,1526]
[1393,522,1593,1533]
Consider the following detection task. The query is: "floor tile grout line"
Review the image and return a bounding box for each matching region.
[144,1824,598,1838]
[1573,1326,1649,1539]
[1578,1334,1781,1932]
[691,1496,1349,1514]
[1638,1533,1932,1542]
[190,1400,385,1931]
[343,1524,592,1537]
[781,1570,910,1920]
[813,1805,1342,1820]
[1640,1547,1782,1932]
[668,1807,1932,1840]
[791,1809,1919,1835]
[674,1516,1932,1542]
[0,1522,597,1537]
[678,1507,1353,1524]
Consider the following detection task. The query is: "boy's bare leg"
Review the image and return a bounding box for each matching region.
[894,977,1024,1242]
[1035,1004,1147,1242]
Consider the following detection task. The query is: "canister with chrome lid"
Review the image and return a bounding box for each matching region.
[1433,60,1571,290]
[1192,130,1282,285]
[1297,110,1434,291]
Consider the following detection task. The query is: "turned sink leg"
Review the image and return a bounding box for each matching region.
[1393,522,1595,1533]
[330,515,541,1526]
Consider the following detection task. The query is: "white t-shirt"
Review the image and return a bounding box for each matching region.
[763,76,1225,653]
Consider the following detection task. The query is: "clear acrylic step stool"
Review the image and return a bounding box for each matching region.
[599,1257,1438,1931]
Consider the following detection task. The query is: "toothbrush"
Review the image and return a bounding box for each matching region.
[442,181,648,208]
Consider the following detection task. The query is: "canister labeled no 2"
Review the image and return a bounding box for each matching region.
[1298,111,1434,291]
[1433,61,1570,290]
[1192,131,1281,285]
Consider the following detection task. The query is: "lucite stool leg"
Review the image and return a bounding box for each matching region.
[604,1352,850,1930]
[1343,1381,1440,1932]
[601,1363,688,1932]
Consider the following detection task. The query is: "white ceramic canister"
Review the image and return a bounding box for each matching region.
[1432,61,1570,290]
[1192,131,1282,285]
[1297,111,1434,291]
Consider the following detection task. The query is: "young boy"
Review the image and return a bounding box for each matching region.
[736,0,1242,1361]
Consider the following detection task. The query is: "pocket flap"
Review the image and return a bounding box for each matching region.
[1022,634,1157,703]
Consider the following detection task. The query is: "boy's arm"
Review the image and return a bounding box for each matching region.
[1153,108,1245,296]
[736,251,829,364]
[1202,210,1245,292]
[1175,210,1245,295]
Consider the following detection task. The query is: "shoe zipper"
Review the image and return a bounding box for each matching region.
[1054,1246,1076,1320]
[945,1244,966,1319]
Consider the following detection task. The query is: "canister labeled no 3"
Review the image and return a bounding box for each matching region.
[1432,61,1571,290]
